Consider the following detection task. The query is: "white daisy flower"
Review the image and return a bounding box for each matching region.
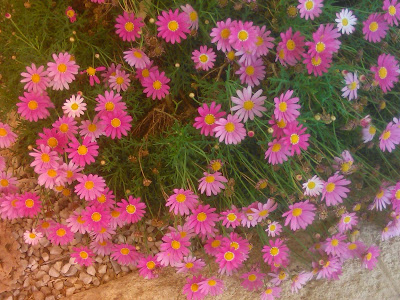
[335,9,357,35]
[62,94,87,118]
[302,175,324,197]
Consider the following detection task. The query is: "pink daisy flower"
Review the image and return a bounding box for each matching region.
[92,187,115,209]
[0,171,16,194]
[0,194,21,219]
[157,232,190,267]
[236,58,266,87]
[35,219,55,235]
[274,90,300,123]
[142,70,170,100]
[264,139,291,165]
[362,246,380,270]
[204,235,224,256]
[182,275,207,300]
[109,69,131,92]
[168,223,195,240]
[266,221,283,237]
[220,205,242,229]
[181,4,199,30]
[62,94,87,118]
[282,200,316,231]
[47,52,79,90]
[109,209,126,229]
[23,229,43,245]
[75,174,106,201]
[383,0,400,26]
[71,246,94,267]
[65,6,77,23]
[291,271,313,293]
[90,239,113,257]
[101,63,121,86]
[270,270,290,285]
[166,188,198,216]
[371,186,393,211]
[36,128,67,154]
[269,116,289,139]
[253,25,274,57]
[338,212,358,233]
[260,286,281,300]
[379,122,400,152]
[95,91,127,116]
[20,63,49,93]
[303,53,332,77]
[306,24,341,58]
[156,9,190,44]
[371,53,399,94]
[115,12,144,42]
[0,122,17,149]
[47,223,74,245]
[124,48,150,69]
[193,102,226,137]
[215,246,244,276]
[277,27,305,66]
[231,87,266,123]
[81,66,106,87]
[314,256,342,280]
[83,205,110,232]
[37,166,63,189]
[138,255,160,279]
[62,161,83,185]
[117,196,146,224]
[111,243,140,266]
[214,114,247,145]
[52,116,78,139]
[302,175,324,197]
[186,204,218,236]
[210,18,235,52]
[17,192,41,218]
[17,91,52,122]
[321,173,351,206]
[297,0,323,20]
[262,238,290,266]
[89,226,116,243]
[66,210,88,234]
[100,110,132,139]
[346,241,366,259]
[250,199,278,223]
[175,255,205,274]
[333,149,355,174]
[341,72,359,100]
[322,233,348,257]
[282,122,310,155]
[136,61,158,84]
[229,20,257,52]
[191,46,216,71]
[363,13,389,43]
[198,277,224,296]
[198,171,228,196]
[222,232,250,261]
[66,136,99,167]
[79,117,105,142]
[240,268,266,291]
[362,124,377,143]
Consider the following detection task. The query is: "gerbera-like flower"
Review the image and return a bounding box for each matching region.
[66,210,88,234]
[17,192,41,218]
[66,136,99,167]
[241,268,266,291]
[236,58,266,87]
[20,63,49,93]
[250,199,278,223]
[307,24,341,58]
[111,243,140,266]
[383,0,400,26]
[297,0,323,20]
[216,245,245,276]
[193,102,226,137]
[37,166,63,189]
[322,233,348,257]
[338,212,358,233]
[90,239,113,257]
[109,69,131,92]
[253,25,275,57]
[370,53,399,94]
[335,9,357,35]
[52,116,78,139]
[204,235,224,256]
[262,238,290,266]
[100,110,132,139]
[274,90,300,123]
[62,161,83,185]
[137,255,159,279]
[75,174,106,201]
[23,229,43,245]
[124,48,151,69]
[186,204,218,236]
[304,53,332,77]
[36,128,67,154]
[220,205,242,229]
[260,286,281,300]
[371,186,392,211]
[142,70,170,100]
[157,232,190,267]
[175,255,205,274]
[291,272,313,293]
[182,275,207,300]
[231,87,266,123]
[229,20,257,52]
[156,9,190,44]
[277,27,305,66]
[79,117,105,142]
[82,205,110,232]
[362,13,389,43]
[380,122,400,152]
[341,72,359,100]
[117,196,146,224]
[210,18,235,52]
[282,200,316,231]
[166,188,198,216]
[65,6,77,23]
[198,277,224,296]
[266,221,283,237]
[47,52,79,90]
[192,46,216,71]
[115,12,144,42]
[47,223,74,245]
[282,122,310,155]
[71,246,94,267]
[264,139,291,165]
[321,173,351,206]
[362,246,380,270]
[198,171,228,196]
[62,94,87,118]
[214,114,247,145]
[29,144,59,173]
[136,61,158,84]
[0,122,17,149]
[302,175,324,197]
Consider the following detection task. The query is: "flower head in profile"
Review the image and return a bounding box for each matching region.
[181,4,198,30]
[362,246,380,270]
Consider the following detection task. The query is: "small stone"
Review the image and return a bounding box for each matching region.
[103,274,110,282]
[40,264,50,272]
[94,256,103,263]
[33,291,45,300]
[49,267,60,278]
[49,246,62,255]
[121,265,130,272]
[23,277,30,288]
[64,266,78,277]
[54,281,63,291]
[45,296,55,300]
[35,270,46,280]
[53,261,62,272]
[20,259,28,269]
[65,287,76,297]
[61,263,71,274]
[98,265,107,274]
[31,263,39,271]
[92,277,100,286]
[87,265,96,276]
[21,243,29,253]
[39,238,50,247]
[43,275,50,284]
[79,272,92,284]
[110,259,121,274]
[42,252,49,262]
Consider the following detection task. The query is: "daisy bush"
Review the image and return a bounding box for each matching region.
[1,0,400,299]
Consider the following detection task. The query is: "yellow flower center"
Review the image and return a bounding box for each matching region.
[369,22,379,32]
[116,77,124,85]
[142,69,150,78]
[383,130,391,140]
[378,67,388,79]
[220,28,230,39]
[97,194,106,203]
[204,114,215,125]
[171,240,181,249]
[66,170,74,178]
[79,251,88,259]
[25,199,34,208]
[211,161,221,171]
[395,190,400,200]
[225,122,235,132]
[269,224,276,231]
[111,210,120,218]
[270,247,279,256]
[292,208,302,217]
[255,36,263,46]
[248,274,257,281]
[279,271,286,280]
[259,210,268,217]
[307,181,316,189]
[71,103,79,110]
[258,181,267,189]
[290,134,299,145]
[57,63,67,73]
[389,5,397,16]
[348,243,357,250]
[41,221,50,228]
[120,248,130,255]
[227,213,237,222]
[47,169,57,177]
[199,54,208,63]
[279,49,285,59]
[91,212,101,222]
[77,216,85,224]
[47,137,58,148]
[191,283,199,292]
[58,123,68,133]
[316,42,325,53]
[278,102,288,112]
[87,67,96,76]
[146,261,156,269]
[286,39,296,51]
[66,10,75,18]
[88,123,97,132]
[230,241,239,250]
[56,228,66,237]
[153,80,162,90]
[77,145,88,155]
[366,252,372,261]
[31,73,41,83]
[311,56,322,66]
[62,188,71,196]
[29,233,36,239]
[271,143,281,152]
[84,180,94,190]
[208,280,217,286]
[224,251,234,261]
[376,190,385,199]
[243,100,254,110]
[369,126,376,135]
[180,231,187,238]
[342,18,349,26]
[197,212,207,222]
[167,20,179,32]
[185,262,194,269]
[176,193,186,203]
[0,179,9,187]
[126,204,136,214]
[133,51,142,58]
[41,153,50,163]
[111,118,121,128]
[205,175,215,183]
[265,289,273,295]
[238,30,249,41]
[349,81,358,90]
[227,51,236,61]
[189,11,198,21]
[305,0,314,10]
[28,100,38,110]
[331,239,339,247]
[0,128,7,137]
[124,22,134,32]
[326,182,336,192]
[211,240,221,248]
[343,216,351,223]
[245,66,255,75]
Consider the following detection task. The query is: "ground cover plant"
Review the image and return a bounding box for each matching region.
[0,0,400,298]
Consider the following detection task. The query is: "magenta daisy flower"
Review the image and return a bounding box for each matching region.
[0,171,17,194]
[0,194,22,219]
[321,173,351,206]
[36,127,67,154]
[138,255,160,279]
[262,238,290,266]
[199,277,224,296]
[182,275,207,300]
[156,232,190,267]
[210,18,235,52]
[192,46,216,71]
[277,27,305,66]
[303,53,332,77]
[341,72,359,100]
[168,223,195,240]
[240,268,265,291]
[346,241,366,258]
[181,4,198,30]
[297,0,323,20]
[274,90,300,123]
[214,114,247,145]
[17,91,52,122]
[111,243,141,266]
[81,66,106,86]
[186,204,218,236]
[66,210,88,234]
[29,144,59,173]
[193,102,226,137]
[229,20,257,52]
[17,192,41,218]
[260,286,281,300]
[338,212,358,233]
[35,219,55,235]
[20,63,49,93]
[371,186,393,211]
[47,52,79,90]
[117,196,146,224]
[95,91,127,117]
[75,174,106,201]
[37,166,63,189]
[90,239,113,256]
[362,246,380,270]
[291,272,313,293]
[90,226,115,243]
[282,122,310,155]
[62,161,83,184]
[306,24,341,58]
[109,209,125,229]
[220,205,242,229]
[156,9,190,44]
[250,199,278,223]
[82,205,110,232]
[0,122,17,149]
[362,124,377,143]
[363,13,389,43]
[109,69,131,92]
[231,87,266,123]
[92,187,115,209]
[253,25,274,57]
[264,139,291,165]
[314,256,342,280]
[52,116,78,139]
[62,94,87,118]
[266,221,283,237]
[380,122,400,152]
[101,63,121,86]
[215,246,245,276]
[282,200,316,231]
[302,175,324,197]
[124,48,151,69]
[175,255,205,274]
[166,188,198,216]
[371,53,399,94]
[142,70,170,100]
[79,117,105,142]
[100,110,132,139]
[236,58,266,87]
[47,223,74,246]
[204,235,224,256]
[198,171,228,196]
[65,6,77,23]
[383,0,400,26]
[136,61,158,84]
[66,136,99,167]
[23,229,43,245]
[322,233,348,257]
[115,12,144,42]
[71,246,94,267]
